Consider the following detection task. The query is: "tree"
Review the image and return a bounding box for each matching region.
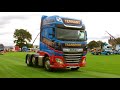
[13,29,32,48]
[87,40,99,49]
[26,43,33,48]
[97,40,104,49]
[116,38,120,44]
[97,40,103,46]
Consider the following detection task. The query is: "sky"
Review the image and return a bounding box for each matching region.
[0,12,120,46]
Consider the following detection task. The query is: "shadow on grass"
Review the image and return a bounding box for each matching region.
[23,64,84,74]
[43,68,84,73]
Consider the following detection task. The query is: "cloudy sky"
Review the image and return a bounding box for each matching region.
[0,12,120,46]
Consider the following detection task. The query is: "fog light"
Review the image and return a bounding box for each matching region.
[55,58,63,64]
[82,57,86,63]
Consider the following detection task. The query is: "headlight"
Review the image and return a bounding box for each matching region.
[76,48,83,52]
[56,58,63,64]
[63,48,70,52]
[63,48,83,52]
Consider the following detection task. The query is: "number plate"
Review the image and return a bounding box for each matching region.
[67,66,79,68]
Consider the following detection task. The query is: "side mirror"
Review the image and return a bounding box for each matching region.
[85,31,87,40]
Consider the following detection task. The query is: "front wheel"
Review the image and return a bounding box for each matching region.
[71,67,79,71]
[44,57,53,71]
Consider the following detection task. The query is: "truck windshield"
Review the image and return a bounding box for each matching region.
[56,28,86,41]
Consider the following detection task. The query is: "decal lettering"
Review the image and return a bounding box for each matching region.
[64,19,80,24]
[65,43,81,47]
[42,38,54,46]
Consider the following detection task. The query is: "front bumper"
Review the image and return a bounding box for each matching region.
[50,56,86,69]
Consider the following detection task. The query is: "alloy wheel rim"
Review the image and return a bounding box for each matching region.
[45,60,50,70]
[27,58,30,64]
[32,57,35,65]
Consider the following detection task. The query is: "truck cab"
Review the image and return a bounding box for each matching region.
[101,44,113,55]
[25,15,87,71]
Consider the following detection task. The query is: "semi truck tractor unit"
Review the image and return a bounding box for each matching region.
[25,15,87,71]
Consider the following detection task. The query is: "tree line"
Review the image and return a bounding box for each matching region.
[87,38,120,49]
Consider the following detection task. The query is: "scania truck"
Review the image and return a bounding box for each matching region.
[25,15,87,71]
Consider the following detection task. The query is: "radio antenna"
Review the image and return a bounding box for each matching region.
[32,32,40,45]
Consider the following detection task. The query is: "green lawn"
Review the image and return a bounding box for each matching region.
[0,52,120,78]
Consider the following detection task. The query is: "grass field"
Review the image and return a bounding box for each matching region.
[0,52,120,78]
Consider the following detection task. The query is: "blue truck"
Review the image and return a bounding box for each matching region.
[91,43,113,55]
[0,44,5,55]
[25,15,87,71]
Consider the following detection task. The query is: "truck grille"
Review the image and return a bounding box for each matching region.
[63,52,83,64]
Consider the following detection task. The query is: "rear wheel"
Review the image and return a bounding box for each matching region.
[71,67,79,71]
[31,55,38,67]
[26,55,33,66]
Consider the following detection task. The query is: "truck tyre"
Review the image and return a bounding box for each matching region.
[44,57,53,71]
[31,55,38,67]
[26,55,33,66]
[71,67,79,71]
